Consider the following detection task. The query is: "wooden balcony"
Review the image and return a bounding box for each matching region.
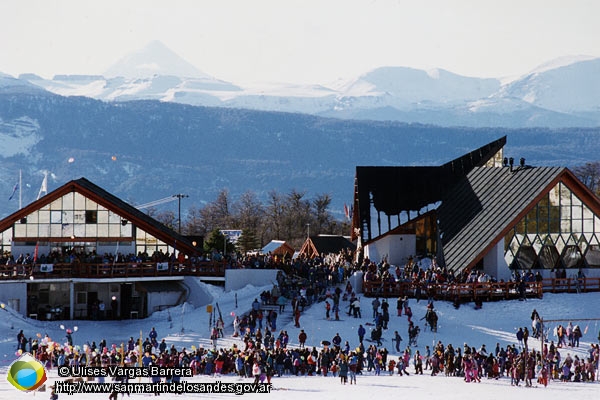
[362,277,600,301]
[540,277,600,293]
[0,260,227,280]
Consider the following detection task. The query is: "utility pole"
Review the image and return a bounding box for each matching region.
[173,194,189,234]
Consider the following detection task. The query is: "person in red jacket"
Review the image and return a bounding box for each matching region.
[294,308,301,328]
[298,330,307,348]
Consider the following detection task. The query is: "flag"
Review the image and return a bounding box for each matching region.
[113,241,119,265]
[344,204,350,220]
[37,174,48,200]
[33,242,39,263]
[8,183,18,200]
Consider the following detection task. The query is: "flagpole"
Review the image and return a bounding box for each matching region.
[19,169,22,210]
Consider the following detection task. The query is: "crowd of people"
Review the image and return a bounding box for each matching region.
[17,315,598,392]
[10,249,600,394]
[20,286,599,393]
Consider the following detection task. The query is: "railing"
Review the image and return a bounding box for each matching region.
[363,277,600,300]
[0,260,227,280]
[541,277,600,293]
[363,280,544,301]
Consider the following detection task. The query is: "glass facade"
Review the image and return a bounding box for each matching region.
[1,191,172,257]
[504,182,600,269]
[484,148,504,168]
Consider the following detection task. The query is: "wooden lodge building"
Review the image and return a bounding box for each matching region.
[0,178,223,320]
[352,136,600,295]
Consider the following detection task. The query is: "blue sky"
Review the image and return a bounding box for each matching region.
[1,0,599,84]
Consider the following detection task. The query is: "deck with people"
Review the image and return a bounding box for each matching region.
[362,276,600,301]
[0,259,227,279]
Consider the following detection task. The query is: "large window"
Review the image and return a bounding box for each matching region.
[0,191,177,261]
[10,192,133,240]
[505,182,600,269]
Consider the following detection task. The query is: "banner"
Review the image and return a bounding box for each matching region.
[220,229,243,244]
[156,262,169,271]
[40,264,54,273]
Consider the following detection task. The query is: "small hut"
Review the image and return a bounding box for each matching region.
[261,240,295,258]
[298,235,355,259]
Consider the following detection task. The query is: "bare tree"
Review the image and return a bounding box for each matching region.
[231,190,264,249]
[200,189,232,232]
[284,189,311,239]
[180,188,346,254]
[154,210,176,231]
[312,193,333,234]
[265,190,285,239]
[573,161,600,195]
[183,205,206,236]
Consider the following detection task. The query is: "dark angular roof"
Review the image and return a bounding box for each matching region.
[353,136,506,242]
[438,166,567,273]
[299,235,355,258]
[311,235,355,253]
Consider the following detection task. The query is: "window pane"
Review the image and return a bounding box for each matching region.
[109,224,121,237]
[85,197,98,210]
[74,224,86,237]
[39,224,50,236]
[39,210,50,223]
[571,219,582,234]
[62,192,74,210]
[14,224,26,237]
[85,210,97,224]
[548,184,560,206]
[50,224,62,237]
[583,219,594,234]
[27,212,39,223]
[74,211,85,223]
[121,224,132,237]
[97,225,109,236]
[50,198,62,210]
[74,193,86,209]
[86,224,97,236]
[51,210,62,224]
[26,224,38,237]
[63,211,74,224]
[97,210,108,223]
[108,211,120,224]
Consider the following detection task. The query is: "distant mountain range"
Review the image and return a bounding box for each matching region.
[0,83,599,222]
[1,41,600,223]
[5,41,600,128]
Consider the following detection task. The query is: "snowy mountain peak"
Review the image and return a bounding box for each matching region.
[500,57,600,114]
[426,68,441,79]
[339,66,500,103]
[528,54,597,75]
[103,40,212,79]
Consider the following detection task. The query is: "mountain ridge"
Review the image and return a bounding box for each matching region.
[4,41,598,128]
[1,88,599,222]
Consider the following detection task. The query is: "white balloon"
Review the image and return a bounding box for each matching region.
[60,324,65,330]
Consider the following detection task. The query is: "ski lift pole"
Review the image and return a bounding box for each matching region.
[216,302,223,322]
[206,304,213,336]
[540,318,544,366]
[181,303,186,333]
[597,321,600,381]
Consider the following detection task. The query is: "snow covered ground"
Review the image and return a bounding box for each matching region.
[1,280,599,399]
